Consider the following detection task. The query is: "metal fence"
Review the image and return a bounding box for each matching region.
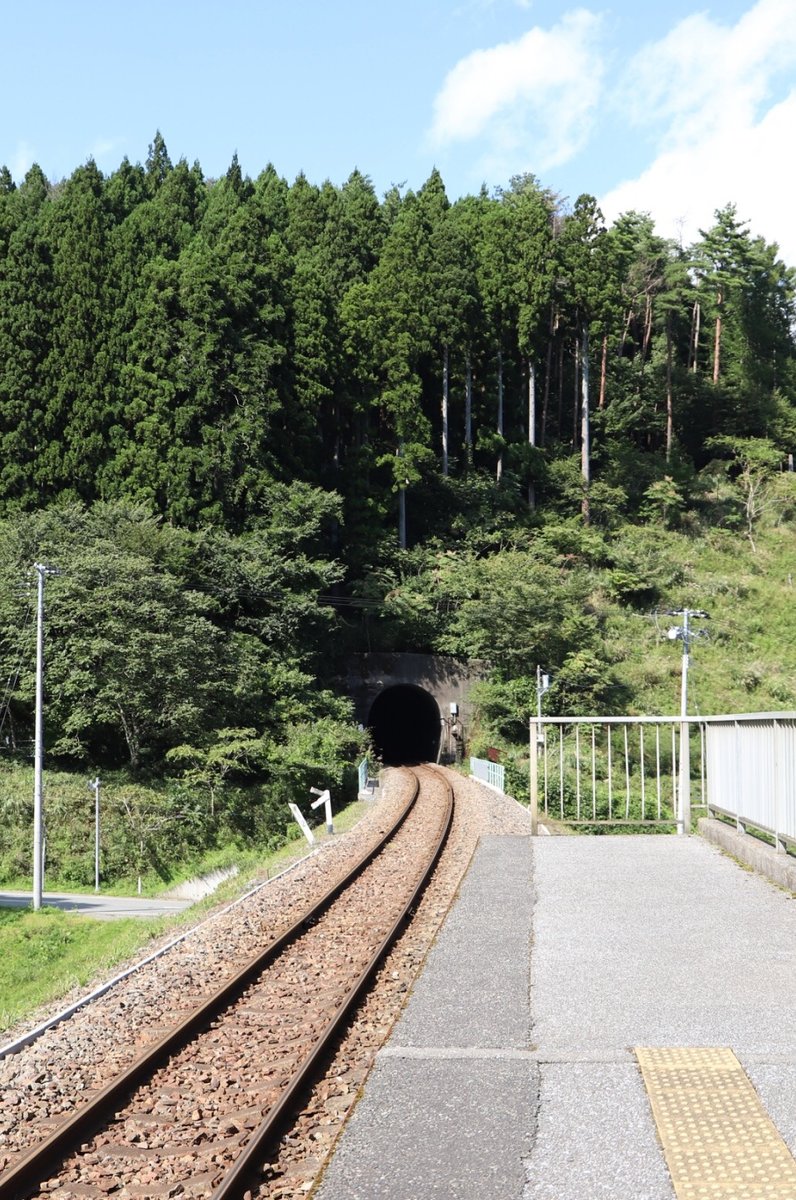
[534,716,707,828]
[470,756,506,793]
[703,714,796,851]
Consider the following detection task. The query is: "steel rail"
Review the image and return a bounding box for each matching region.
[0,769,425,1200]
[213,764,454,1199]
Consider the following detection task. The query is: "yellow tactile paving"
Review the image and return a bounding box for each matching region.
[636,1047,796,1199]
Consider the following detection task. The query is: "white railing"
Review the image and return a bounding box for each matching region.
[470,756,506,793]
[535,716,706,826]
[703,714,796,850]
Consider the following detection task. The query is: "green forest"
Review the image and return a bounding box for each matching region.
[1,133,795,883]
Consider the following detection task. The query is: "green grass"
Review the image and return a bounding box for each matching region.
[604,523,796,717]
[0,908,167,1033]
[0,796,374,1036]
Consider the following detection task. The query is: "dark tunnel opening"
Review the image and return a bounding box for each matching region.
[368,684,441,765]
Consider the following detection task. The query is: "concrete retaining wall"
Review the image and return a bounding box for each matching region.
[698,817,796,893]
[342,652,485,729]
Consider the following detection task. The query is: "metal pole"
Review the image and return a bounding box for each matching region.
[32,565,46,911]
[529,716,538,836]
[678,610,691,836]
[531,665,550,835]
[664,607,707,831]
[92,777,101,891]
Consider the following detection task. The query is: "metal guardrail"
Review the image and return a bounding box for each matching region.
[533,712,796,841]
[703,715,796,851]
[534,716,706,826]
[470,756,505,793]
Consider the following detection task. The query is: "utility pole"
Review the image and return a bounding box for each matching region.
[90,777,101,891]
[665,609,709,836]
[529,666,551,837]
[32,563,57,910]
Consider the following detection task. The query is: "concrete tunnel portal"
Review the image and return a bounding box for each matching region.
[368,684,441,765]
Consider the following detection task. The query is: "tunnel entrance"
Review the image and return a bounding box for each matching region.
[368,684,441,765]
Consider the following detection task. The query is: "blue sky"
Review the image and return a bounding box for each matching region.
[4,0,796,262]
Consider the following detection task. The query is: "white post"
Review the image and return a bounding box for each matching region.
[530,666,550,835]
[678,610,691,836]
[288,802,316,846]
[529,717,538,836]
[92,777,101,891]
[310,787,333,836]
[32,564,47,911]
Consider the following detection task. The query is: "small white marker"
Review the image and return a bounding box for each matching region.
[310,787,333,835]
[288,802,316,846]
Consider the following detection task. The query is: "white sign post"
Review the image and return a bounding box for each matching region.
[310,787,333,835]
[288,802,316,846]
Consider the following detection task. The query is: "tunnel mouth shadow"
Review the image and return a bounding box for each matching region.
[368,684,441,766]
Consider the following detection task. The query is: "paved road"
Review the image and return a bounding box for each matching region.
[316,833,796,1199]
[0,890,192,919]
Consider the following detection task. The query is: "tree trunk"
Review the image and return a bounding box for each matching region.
[598,332,607,409]
[397,443,406,549]
[690,300,700,373]
[620,307,634,356]
[527,357,536,509]
[441,343,449,476]
[556,340,564,437]
[713,288,722,384]
[573,338,580,447]
[642,294,653,363]
[464,352,473,465]
[581,325,591,525]
[118,704,140,770]
[665,311,674,462]
[541,338,552,447]
[496,345,504,483]
[398,486,406,549]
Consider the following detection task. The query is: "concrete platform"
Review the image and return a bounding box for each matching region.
[0,889,192,919]
[316,836,536,1200]
[316,832,796,1200]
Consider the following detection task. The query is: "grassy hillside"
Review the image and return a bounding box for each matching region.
[605,524,796,717]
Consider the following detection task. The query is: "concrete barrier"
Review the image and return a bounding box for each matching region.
[163,865,239,900]
[698,817,796,893]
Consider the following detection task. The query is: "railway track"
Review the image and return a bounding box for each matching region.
[0,765,453,1200]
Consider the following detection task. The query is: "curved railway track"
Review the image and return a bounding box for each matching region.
[0,765,454,1200]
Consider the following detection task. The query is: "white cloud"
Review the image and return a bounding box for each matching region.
[89,138,120,164]
[428,9,605,173]
[600,0,796,264]
[10,141,34,181]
